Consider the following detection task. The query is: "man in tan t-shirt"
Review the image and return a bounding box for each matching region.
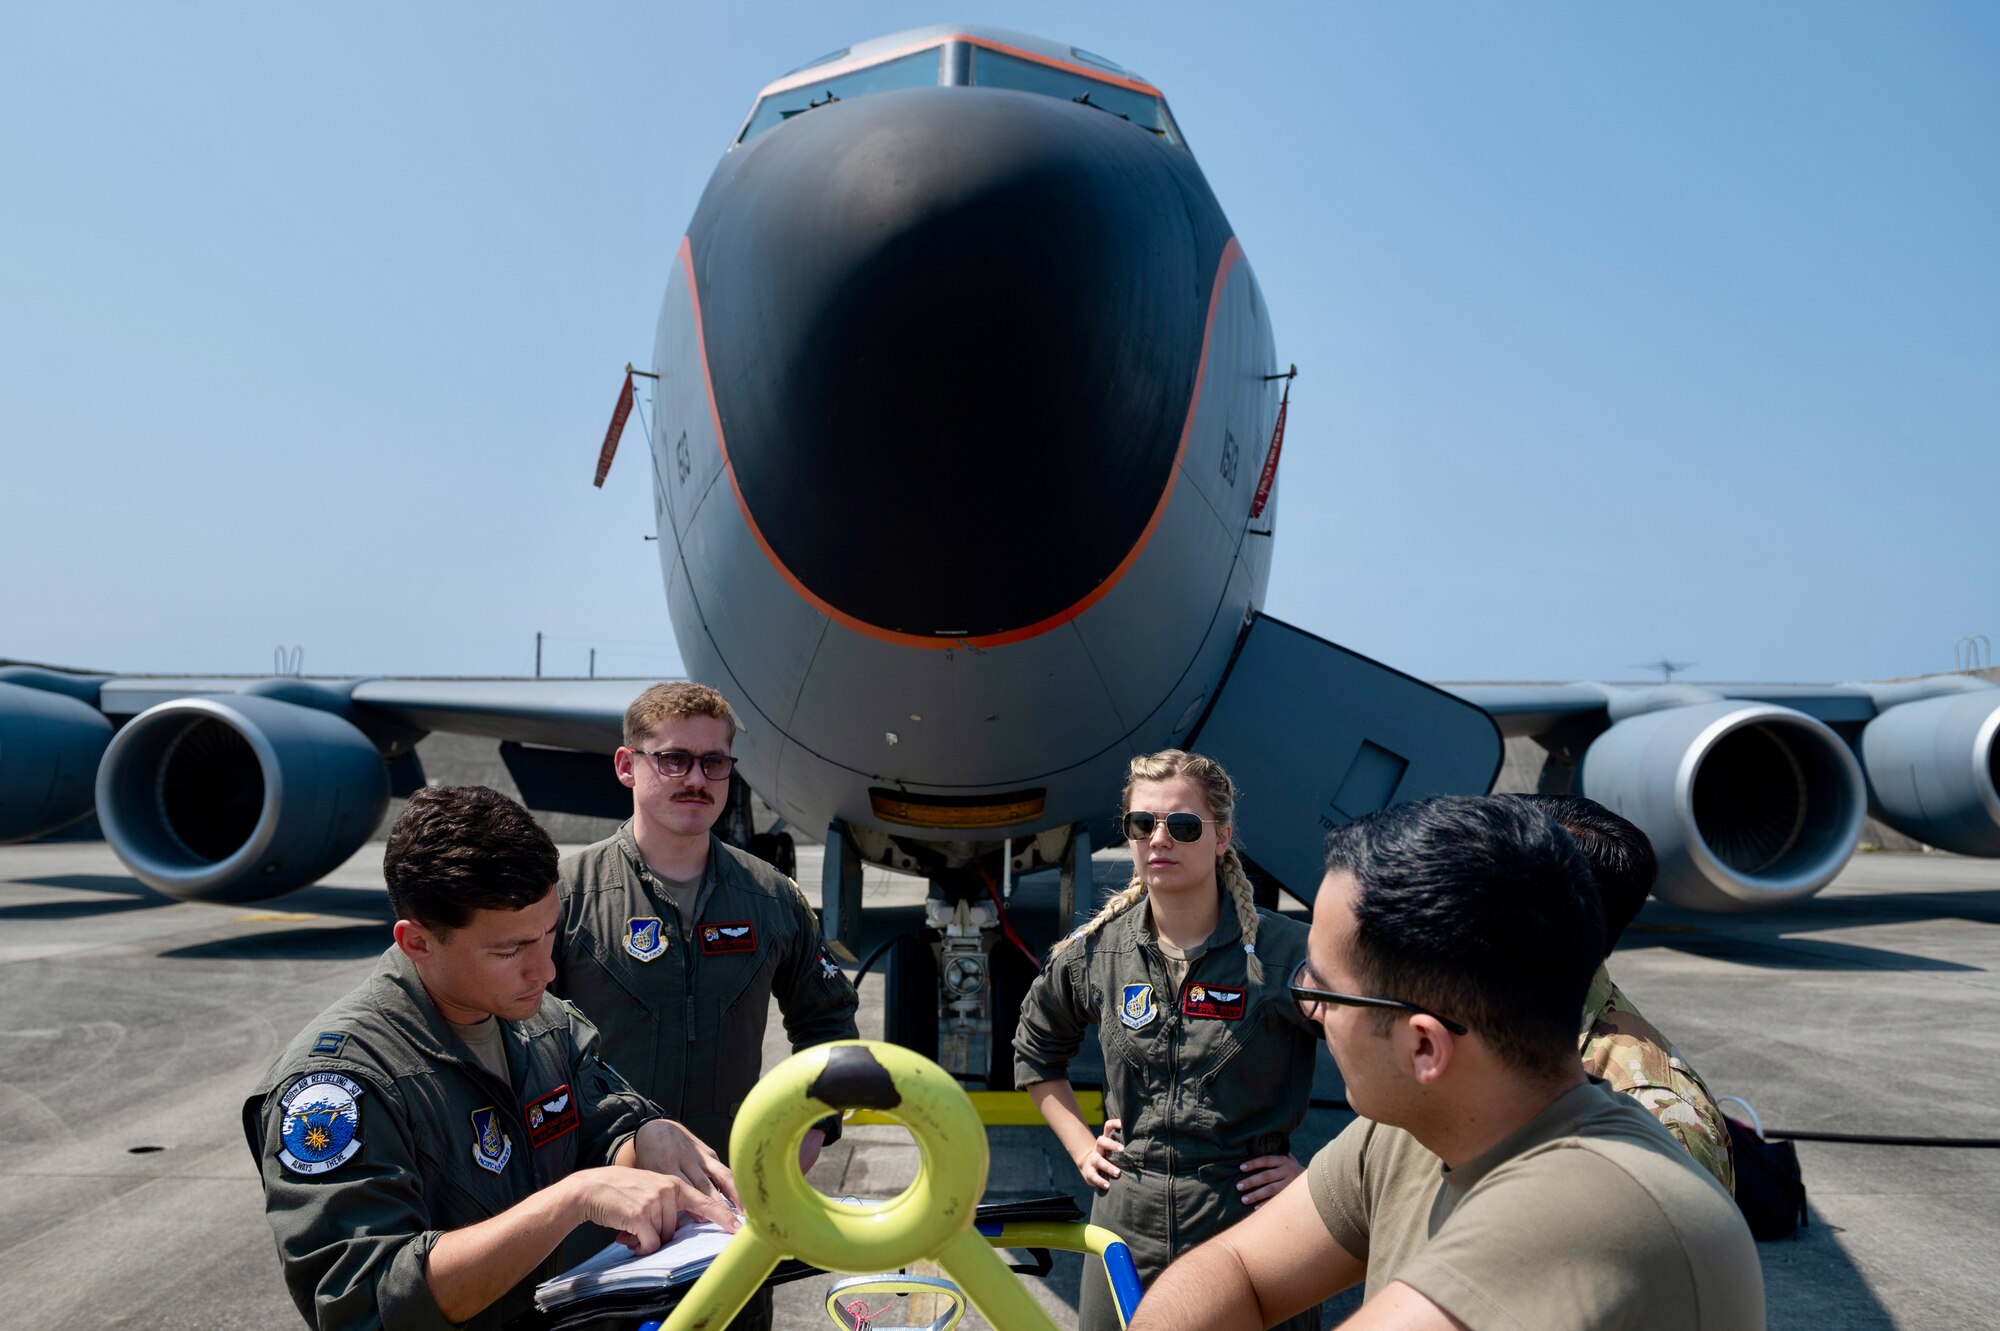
[1130,796,1763,1331]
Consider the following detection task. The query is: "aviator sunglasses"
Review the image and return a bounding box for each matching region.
[1121,810,1218,843]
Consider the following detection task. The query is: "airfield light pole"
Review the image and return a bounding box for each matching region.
[535,631,543,679]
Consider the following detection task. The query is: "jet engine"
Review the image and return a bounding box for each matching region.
[95,695,389,902]
[1578,700,1866,912]
[0,679,114,841]
[1859,690,2000,856]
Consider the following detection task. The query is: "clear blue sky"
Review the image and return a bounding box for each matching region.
[3,3,1993,684]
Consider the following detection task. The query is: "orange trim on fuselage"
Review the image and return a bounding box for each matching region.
[677,233,1244,651]
[756,33,1162,100]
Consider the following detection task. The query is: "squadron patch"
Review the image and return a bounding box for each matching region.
[277,1072,365,1176]
[1181,982,1246,1020]
[699,921,757,955]
[524,1084,579,1149]
[817,946,841,980]
[624,917,666,962]
[1119,983,1158,1030]
[470,1106,513,1173]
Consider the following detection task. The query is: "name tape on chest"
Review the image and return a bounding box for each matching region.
[470,1106,514,1173]
[524,1083,579,1149]
[699,920,757,955]
[1180,981,1247,1020]
[277,1072,365,1176]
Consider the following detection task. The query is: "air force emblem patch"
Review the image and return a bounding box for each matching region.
[277,1072,364,1176]
[1119,983,1158,1030]
[470,1106,513,1173]
[624,917,666,962]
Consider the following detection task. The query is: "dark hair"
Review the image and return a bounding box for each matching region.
[1322,796,1604,1080]
[1513,794,1657,950]
[382,785,558,931]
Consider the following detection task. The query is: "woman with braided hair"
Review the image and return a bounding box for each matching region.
[1013,750,1320,1331]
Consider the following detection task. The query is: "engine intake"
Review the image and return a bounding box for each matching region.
[1579,700,1865,912]
[96,695,388,902]
[0,679,114,841]
[1859,690,2000,856]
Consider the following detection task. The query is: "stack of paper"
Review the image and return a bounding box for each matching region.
[535,1222,740,1310]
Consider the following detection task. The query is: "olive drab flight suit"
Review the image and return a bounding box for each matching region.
[1014,899,1321,1331]
[551,826,860,1159]
[243,945,660,1331]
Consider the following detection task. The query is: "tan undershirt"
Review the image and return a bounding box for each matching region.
[449,1013,509,1085]
[658,870,703,932]
[1155,935,1190,996]
[1308,1081,1762,1328]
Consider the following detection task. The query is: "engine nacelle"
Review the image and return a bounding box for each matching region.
[1578,700,1866,912]
[96,695,389,902]
[0,680,114,841]
[1859,690,2000,856]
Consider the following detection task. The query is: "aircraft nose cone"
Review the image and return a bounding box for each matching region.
[685,86,1234,644]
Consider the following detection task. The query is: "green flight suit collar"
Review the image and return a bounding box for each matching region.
[614,819,722,922]
[1116,886,1243,963]
[372,944,556,1091]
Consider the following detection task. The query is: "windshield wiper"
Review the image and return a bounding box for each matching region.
[1072,92,1129,123]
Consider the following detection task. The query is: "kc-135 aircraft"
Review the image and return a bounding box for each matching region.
[4,25,1998,1087]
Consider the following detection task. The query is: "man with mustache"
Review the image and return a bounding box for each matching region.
[550,682,859,1330]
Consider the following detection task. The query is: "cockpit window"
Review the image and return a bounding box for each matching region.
[738,48,944,145]
[970,47,1180,145]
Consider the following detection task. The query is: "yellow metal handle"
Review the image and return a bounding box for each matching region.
[660,1041,1061,1331]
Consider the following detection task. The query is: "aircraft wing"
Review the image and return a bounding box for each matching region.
[345,677,634,753]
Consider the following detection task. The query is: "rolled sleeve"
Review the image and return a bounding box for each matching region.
[1011,953,1092,1087]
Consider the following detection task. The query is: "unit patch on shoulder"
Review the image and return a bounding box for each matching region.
[1119,983,1158,1030]
[699,921,757,955]
[470,1106,513,1173]
[1181,982,1246,1020]
[310,1031,348,1058]
[624,917,666,962]
[277,1072,365,1176]
[524,1084,579,1149]
[817,946,841,980]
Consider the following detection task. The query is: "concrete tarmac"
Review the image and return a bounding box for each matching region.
[0,842,1994,1329]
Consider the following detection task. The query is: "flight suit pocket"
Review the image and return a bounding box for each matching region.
[710,956,777,1119]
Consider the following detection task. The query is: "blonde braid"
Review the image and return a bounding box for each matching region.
[1218,847,1263,985]
[1050,875,1149,962]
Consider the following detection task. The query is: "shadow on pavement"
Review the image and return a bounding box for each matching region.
[163,922,387,962]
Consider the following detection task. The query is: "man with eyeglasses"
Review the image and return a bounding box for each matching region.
[549,682,858,1330]
[1131,796,1762,1331]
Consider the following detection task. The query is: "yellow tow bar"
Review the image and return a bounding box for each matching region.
[656,1040,1140,1331]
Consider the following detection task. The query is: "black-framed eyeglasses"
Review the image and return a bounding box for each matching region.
[632,749,737,781]
[1121,810,1217,843]
[1289,961,1469,1036]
